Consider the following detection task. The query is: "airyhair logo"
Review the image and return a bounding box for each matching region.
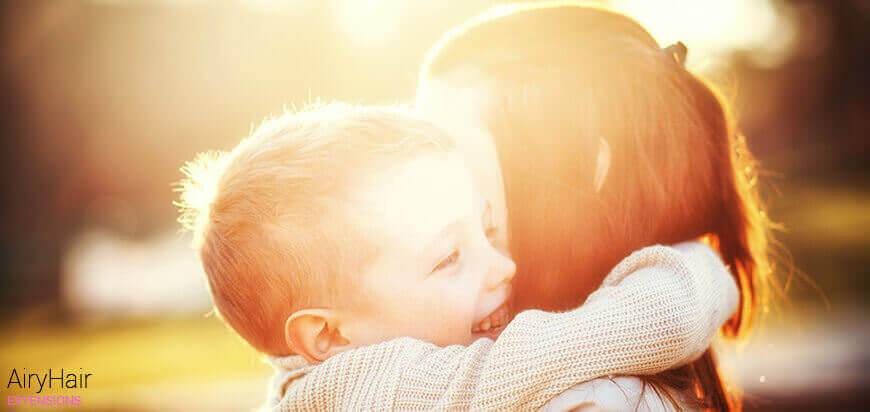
[6,368,90,408]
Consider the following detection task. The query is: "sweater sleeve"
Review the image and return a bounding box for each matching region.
[274,242,739,411]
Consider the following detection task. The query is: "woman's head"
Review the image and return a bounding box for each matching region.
[418,5,774,409]
[417,3,771,339]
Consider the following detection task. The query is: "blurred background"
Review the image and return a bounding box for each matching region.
[0,0,867,411]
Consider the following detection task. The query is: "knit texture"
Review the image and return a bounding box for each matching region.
[266,242,738,411]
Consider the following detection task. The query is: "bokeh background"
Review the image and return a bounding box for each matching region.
[1,0,867,411]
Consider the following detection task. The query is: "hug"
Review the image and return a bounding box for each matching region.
[177,3,772,411]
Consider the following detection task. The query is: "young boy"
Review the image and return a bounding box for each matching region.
[177,103,738,410]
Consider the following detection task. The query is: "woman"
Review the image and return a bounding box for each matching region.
[417,3,773,410]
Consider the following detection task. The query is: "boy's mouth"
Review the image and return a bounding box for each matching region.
[471,302,510,335]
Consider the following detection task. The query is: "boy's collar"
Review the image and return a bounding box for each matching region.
[267,353,311,372]
[265,354,315,406]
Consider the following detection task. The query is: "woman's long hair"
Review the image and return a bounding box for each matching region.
[421,3,774,410]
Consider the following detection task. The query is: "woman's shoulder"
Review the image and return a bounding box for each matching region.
[540,376,695,412]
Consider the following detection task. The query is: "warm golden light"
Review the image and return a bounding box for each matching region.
[1,1,863,411]
[332,0,405,48]
[611,0,797,67]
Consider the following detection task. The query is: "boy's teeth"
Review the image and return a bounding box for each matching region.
[473,303,512,334]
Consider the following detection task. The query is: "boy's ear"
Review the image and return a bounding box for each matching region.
[284,309,350,364]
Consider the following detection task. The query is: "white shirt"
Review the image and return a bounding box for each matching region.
[542,376,692,411]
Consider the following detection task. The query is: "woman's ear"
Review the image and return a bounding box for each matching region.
[594,137,611,193]
[284,309,351,363]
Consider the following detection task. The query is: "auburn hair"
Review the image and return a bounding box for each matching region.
[421,3,773,410]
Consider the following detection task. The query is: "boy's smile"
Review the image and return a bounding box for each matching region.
[471,300,511,338]
[337,151,516,348]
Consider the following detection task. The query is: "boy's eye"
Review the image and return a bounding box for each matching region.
[432,249,460,273]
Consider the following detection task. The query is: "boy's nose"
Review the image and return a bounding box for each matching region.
[486,248,516,290]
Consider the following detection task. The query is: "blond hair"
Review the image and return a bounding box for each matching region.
[176,103,452,355]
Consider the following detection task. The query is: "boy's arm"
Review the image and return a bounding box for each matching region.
[275,242,738,411]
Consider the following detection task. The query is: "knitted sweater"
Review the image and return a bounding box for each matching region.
[266,242,738,411]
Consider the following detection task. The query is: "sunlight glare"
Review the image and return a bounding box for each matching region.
[332,0,405,48]
[611,0,796,67]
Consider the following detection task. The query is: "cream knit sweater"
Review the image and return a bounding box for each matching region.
[266,242,738,411]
